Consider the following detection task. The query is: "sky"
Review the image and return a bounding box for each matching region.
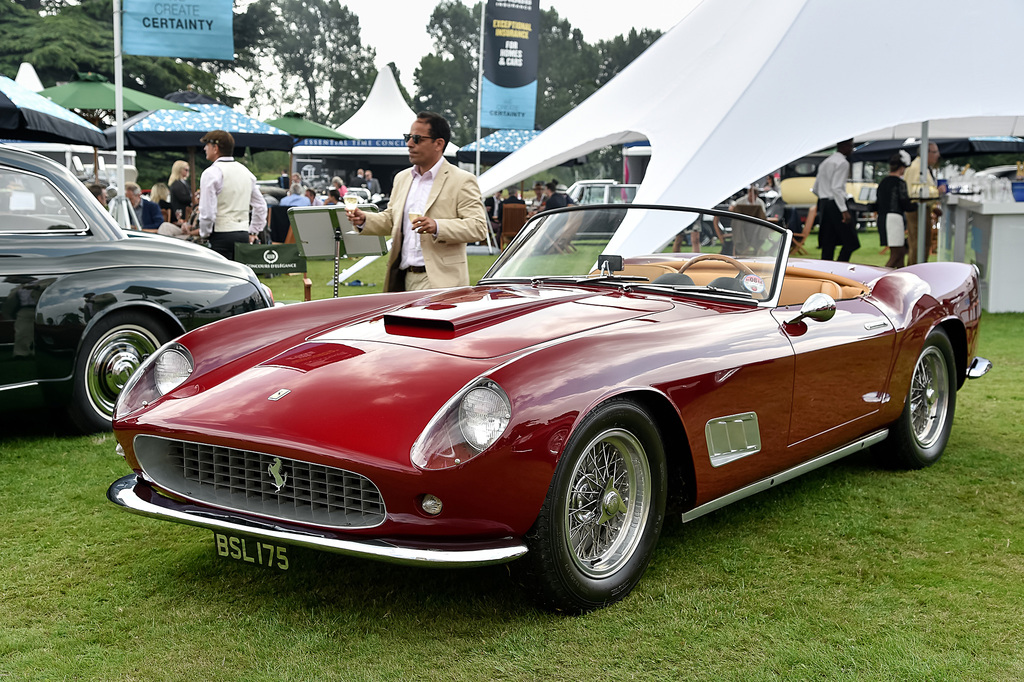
[228,1,699,111]
[356,1,697,92]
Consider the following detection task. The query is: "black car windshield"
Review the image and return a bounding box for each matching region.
[481,205,789,303]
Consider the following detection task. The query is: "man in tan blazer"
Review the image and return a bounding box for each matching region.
[348,112,488,292]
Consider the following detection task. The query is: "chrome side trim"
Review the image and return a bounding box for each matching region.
[107,475,528,567]
[967,356,992,379]
[0,381,39,392]
[705,411,761,467]
[682,429,889,523]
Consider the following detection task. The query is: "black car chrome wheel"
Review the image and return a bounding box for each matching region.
[69,311,171,432]
[524,399,666,612]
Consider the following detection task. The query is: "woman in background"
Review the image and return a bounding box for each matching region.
[150,182,173,213]
[167,160,193,220]
[875,151,915,269]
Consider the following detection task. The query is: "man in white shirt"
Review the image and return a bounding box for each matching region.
[198,130,268,260]
[347,112,487,291]
[811,138,858,261]
[904,142,940,265]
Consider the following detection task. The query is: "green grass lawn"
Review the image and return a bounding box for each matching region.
[2,228,1022,681]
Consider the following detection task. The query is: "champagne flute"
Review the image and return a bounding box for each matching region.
[408,205,425,232]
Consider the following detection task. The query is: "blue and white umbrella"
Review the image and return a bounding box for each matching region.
[0,74,106,146]
[105,94,293,153]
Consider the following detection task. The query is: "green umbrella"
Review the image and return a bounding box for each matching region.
[263,111,352,141]
[40,73,194,115]
[264,112,353,184]
[39,72,194,181]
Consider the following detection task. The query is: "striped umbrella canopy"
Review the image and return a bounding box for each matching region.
[0,74,105,146]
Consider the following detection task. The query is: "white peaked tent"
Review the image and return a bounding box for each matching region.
[15,62,44,93]
[295,65,458,160]
[478,0,1024,255]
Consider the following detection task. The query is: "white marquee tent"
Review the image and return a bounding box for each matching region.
[478,0,1024,255]
[294,65,458,160]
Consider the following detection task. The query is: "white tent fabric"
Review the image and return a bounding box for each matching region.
[296,65,457,158]
[15,62,44,93]
[856,116,1024,142]
[478,0,1024,255]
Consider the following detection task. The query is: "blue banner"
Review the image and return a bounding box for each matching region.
[123,0,234,60]
[482,0,539,130]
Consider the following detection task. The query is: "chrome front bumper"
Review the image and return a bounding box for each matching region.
[107,474,528,568]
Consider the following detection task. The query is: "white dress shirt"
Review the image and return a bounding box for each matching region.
[400,157,444,269]
[811,152,850,212]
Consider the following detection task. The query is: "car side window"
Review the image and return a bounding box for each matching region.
[0,169,87,233]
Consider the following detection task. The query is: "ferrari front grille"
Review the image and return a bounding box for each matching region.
[132,436,386,529]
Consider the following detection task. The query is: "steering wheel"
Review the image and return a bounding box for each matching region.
[677,253,757,277]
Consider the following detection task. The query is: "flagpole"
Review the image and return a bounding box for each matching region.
[113,0,130,229]
[475,2,484,177]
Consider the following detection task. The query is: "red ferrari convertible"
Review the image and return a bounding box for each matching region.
[108,204,990,612]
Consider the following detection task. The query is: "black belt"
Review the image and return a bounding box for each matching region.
[402,265,427,274]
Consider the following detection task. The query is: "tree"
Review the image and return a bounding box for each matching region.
[414,0,481,146]
[0,0,223,99]
[241,0,377,126]
[534,8,600,129]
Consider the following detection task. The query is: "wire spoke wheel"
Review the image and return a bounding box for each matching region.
[563,428,651,578]
[880,328,957,469]
[909,345,950,449]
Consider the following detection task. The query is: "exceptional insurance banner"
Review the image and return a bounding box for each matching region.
[481,0,539,130]
[123,0,234,60]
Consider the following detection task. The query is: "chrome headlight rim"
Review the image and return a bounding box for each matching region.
[113,341,193,420]
[411,377,513,471]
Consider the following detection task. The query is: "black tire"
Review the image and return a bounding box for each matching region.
[523,399,667,613]
[68,310,173,433]
[884,328,957,469]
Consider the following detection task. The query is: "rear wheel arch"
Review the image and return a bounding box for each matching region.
[78,301,185,351]
[935,318,968,388]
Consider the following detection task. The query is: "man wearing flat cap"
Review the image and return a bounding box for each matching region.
[198,129,267,260]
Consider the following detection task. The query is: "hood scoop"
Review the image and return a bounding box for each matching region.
[383,289,592,339]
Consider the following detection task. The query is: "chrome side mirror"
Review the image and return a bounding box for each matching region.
[787,292,836,325]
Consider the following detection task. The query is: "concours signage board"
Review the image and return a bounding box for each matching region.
[481,0,540,130]
[123,0,234,60]
[234,243,306,275]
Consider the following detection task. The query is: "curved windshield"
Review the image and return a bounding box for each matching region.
[482,205,790,304]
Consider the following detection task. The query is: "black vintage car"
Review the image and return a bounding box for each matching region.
[0,145,272,432]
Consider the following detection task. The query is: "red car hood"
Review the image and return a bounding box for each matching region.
[135,286,678,465]
[311,285,675,359]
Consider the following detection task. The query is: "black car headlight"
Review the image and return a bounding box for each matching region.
[411,378,512,470]
[114,342,194,420]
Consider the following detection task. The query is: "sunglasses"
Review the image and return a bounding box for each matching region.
[403,134,436,144]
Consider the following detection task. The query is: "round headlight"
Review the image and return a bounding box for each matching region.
[459,384,511,451]
[154,348,193,395]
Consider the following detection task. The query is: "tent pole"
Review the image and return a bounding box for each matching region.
[917,121,930,264]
